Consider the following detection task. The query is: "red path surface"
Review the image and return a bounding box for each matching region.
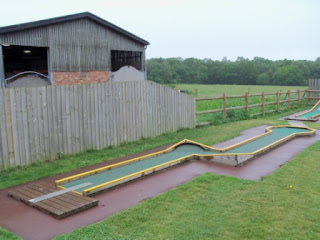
[0,125,319,240]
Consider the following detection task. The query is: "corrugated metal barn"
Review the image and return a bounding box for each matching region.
[0,12,149,88]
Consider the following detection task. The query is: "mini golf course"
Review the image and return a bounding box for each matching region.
[2,123,319,240]
[56,125,315,196]
[286,100,320,121]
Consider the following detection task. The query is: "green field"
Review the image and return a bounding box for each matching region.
[175,84,308,124]
[175,84,306,97]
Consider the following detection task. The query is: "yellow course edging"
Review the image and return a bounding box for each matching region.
[296,100,320,118]
[56,125,315,195]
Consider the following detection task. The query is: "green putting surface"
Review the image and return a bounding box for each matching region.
[226,127,308,153]
[59,127,313,193]
[297,102,320,119]
[61,144,211,193]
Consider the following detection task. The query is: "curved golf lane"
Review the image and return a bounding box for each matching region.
[59,126,314,193]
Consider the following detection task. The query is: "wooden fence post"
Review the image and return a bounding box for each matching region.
[262,92,265,116]
[222,93,226,119]
[276,91,279,112]
[297,89,300,105]
[287,90,291,109]
[245,92,249,113]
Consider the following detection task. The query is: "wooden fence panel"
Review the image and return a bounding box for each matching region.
[309,79,320,102]
[0,81,196,169]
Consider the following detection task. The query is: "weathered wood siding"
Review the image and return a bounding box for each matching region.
[0,81,195,169]
[309,79,320,90]
[308,79,320,102]
[0,18,145,72]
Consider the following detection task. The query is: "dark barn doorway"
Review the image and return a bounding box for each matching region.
[111,50,142,71]
[2,44,50,87]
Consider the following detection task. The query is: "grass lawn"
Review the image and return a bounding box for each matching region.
[1,107,318,240]
[175,84,306,97]
[0,228,20,240]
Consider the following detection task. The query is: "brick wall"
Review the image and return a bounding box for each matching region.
[53,71,109,85]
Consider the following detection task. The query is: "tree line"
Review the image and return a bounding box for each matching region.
[147,57,320,86]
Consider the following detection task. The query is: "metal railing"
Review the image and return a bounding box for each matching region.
[5,71,51,85]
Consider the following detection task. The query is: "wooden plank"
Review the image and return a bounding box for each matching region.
[8,182,98,219]
[262,92,265,116]
[4,90,15,167]
[74,85,81,153]
[125,82,130,142]
[17,186,74,212]
[226,94,245,99]
[15,88,26,165]
[222,93,226,119]
[100,83,106,148]
[36,87,46,160]
[196,96,223,101]
[135,81,141,140]
[140,82,146,138]
[245,92,249,112]
[21,88,31,164]
[29,88,39,161]
[0,90,9,169]
[117,83,123,144]
[51,86,59,159]
[65,85,72,154]
[8,189,65,216]
[9,89,21,166]
[69,85,76,153]
[78,85,84,152]
[45,87,54,160]
[56,86,63,154]
[196,109,223,115]
[42,87,50,160]
[89,84,96,149]
[94,84,100,149]
[105,83,112,146]
[111,83,118,145]
[82,84,89,149]
[276,91,280,111]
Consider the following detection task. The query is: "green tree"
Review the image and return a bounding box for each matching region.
[273,65,306,86]
[256,72,271,85]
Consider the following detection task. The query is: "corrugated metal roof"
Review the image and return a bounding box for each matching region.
[0,12,149,46]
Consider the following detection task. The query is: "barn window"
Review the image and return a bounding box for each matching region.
[3,45,49,78]
[111,50,142,71]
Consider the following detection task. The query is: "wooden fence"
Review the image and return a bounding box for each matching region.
[196,89,307,125]
[0,81,195,169]
[308,79,320,102]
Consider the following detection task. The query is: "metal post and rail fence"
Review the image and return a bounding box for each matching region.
[0,81,195,169]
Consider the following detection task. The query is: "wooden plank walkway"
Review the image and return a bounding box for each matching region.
[7,181,98,219]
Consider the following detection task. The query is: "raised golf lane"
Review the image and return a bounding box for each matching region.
[58,126,314,194]
[297,104,320,118]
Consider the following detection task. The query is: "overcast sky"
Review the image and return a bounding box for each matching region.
[0,0,319,61]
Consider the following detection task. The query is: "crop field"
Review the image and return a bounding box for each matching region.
[172,84,308,124]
